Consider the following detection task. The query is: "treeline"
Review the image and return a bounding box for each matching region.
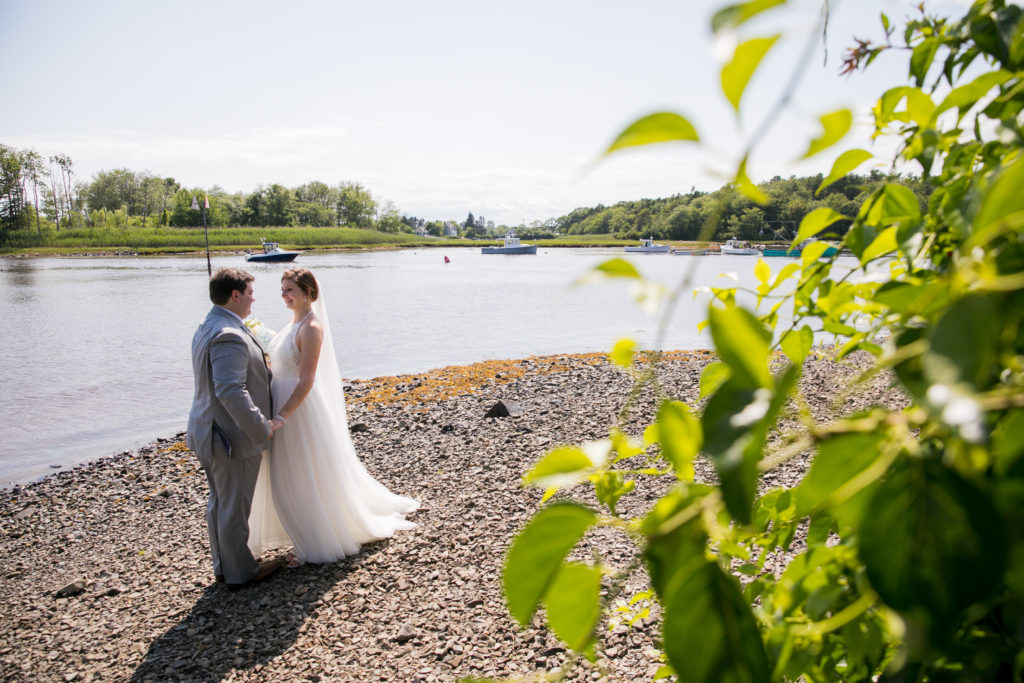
[553,171,933,242]
[0,144,448,238]
[2,141,931,246]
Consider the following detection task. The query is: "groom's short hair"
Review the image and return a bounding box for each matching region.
[209,267,255,305]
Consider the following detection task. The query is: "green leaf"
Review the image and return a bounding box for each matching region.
[793,207,846,244]
[721,36,780,113]
[874,281,949,317]
[524,446,598,490]
[864,184,921,227]
[701,379,764,524]
[859,457,1008,632]
[806,513,834,546]
[592,471,635,514]
[604,112,699,155]
[699,361,731,399]
[711,0,785,32]
[503,502,598,626]
[992,409,1024,476]
[754,257,770,288]
[860,225,899,263]
[800,239,831,265]
[909,37,939,87]
[795,432,887,527]
[610,337,637,368]
[543,562,602,653]
[592,257,641,279]
[972,155,1024,242]
[817,149,873,194]
[647,517,770,682]
[922,294,999,390]
[735,155,768,204]
[657,400,702,480]
[780,325,813,364]
[708,305,772,389]
[802,109,853,159]
[936,69,1013,120]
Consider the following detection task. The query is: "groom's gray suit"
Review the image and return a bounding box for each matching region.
[187,306,273,584]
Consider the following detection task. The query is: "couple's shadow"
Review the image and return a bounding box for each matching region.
[130,551,369,681]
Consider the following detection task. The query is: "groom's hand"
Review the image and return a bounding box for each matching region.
[269,417,285,434]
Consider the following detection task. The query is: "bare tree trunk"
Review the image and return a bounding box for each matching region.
[48,161,61,230]
[32,182,41,236]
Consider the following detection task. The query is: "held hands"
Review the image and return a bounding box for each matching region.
[269,415,287,435]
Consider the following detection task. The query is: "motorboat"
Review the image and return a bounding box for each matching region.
[481,233,537,254]
[245,239,299,263]
[672,248,708,255]
[719,239,761,255]
[624,237,671,253]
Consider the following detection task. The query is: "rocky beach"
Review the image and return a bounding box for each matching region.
[0,350,906,682]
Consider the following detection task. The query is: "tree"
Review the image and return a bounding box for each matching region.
[336,181,377,228]
[502,1,1024,681]
[375,200,403,232]
[0,144,29,234]
[49,154,76,228]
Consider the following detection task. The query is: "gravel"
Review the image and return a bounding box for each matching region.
[0,350,906,682]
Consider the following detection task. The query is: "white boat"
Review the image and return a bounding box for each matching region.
[481,233,537,254]
[719,239,761,255]
[672,248,708,255]
[245,239,299,262]
[624,237,671,253]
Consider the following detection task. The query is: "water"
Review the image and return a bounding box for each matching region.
[0,248,859,484]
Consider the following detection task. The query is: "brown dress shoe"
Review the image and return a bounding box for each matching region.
[226,559,284,591]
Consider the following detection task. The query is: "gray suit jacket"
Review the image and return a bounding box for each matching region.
[187,306,273,463]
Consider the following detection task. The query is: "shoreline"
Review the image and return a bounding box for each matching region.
[0,350,904,681]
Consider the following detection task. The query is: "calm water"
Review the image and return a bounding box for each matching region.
[0,247,856,484]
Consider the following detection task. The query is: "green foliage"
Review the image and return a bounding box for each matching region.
[553,171,931,242]
[503,1,1024,681]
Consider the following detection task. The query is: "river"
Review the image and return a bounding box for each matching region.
[0,247,851,484]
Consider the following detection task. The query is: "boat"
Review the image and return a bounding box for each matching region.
[799,238,840,257]
[624,237,671,254]
[245,239,299,263]
[763,247,801,257]
[481,233,537,254]
[672,248,708,255]
[719,239,761,255]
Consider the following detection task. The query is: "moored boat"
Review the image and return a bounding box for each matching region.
[245,239,299,263]
[624,237,671,253]
[719,239,761,255]
[481,233,537,254]
[763,247,801,257]
[672,248,708,255]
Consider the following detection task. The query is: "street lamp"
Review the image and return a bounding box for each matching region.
[193,195,211,276]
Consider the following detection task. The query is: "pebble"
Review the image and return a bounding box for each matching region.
[0,350,904,681]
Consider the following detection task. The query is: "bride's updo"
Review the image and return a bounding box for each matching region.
[282,268,319,302]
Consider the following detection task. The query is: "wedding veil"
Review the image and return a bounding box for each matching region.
[310,280,348,423]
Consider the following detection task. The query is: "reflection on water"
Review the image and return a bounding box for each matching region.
[0,249,849,485]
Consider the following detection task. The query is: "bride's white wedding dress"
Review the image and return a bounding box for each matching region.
[247,294,418,563]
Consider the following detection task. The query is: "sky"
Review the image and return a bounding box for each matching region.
[1,0,975,225]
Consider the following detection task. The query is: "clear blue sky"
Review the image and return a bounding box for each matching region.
[0,0,972,225]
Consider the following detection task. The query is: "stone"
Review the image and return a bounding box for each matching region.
[350,423,369,433]
[53,579,87,598]
[483,400,524,418]
[393,623,418,643]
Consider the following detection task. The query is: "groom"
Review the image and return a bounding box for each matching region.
[187,267,283,589]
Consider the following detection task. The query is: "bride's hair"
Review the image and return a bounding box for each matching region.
[282,268,319,302]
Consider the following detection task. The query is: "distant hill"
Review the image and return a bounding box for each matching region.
[553,171,932,242]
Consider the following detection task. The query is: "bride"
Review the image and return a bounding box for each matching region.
[247,268,418,564]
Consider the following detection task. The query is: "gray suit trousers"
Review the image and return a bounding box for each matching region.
[203,436,262,584]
